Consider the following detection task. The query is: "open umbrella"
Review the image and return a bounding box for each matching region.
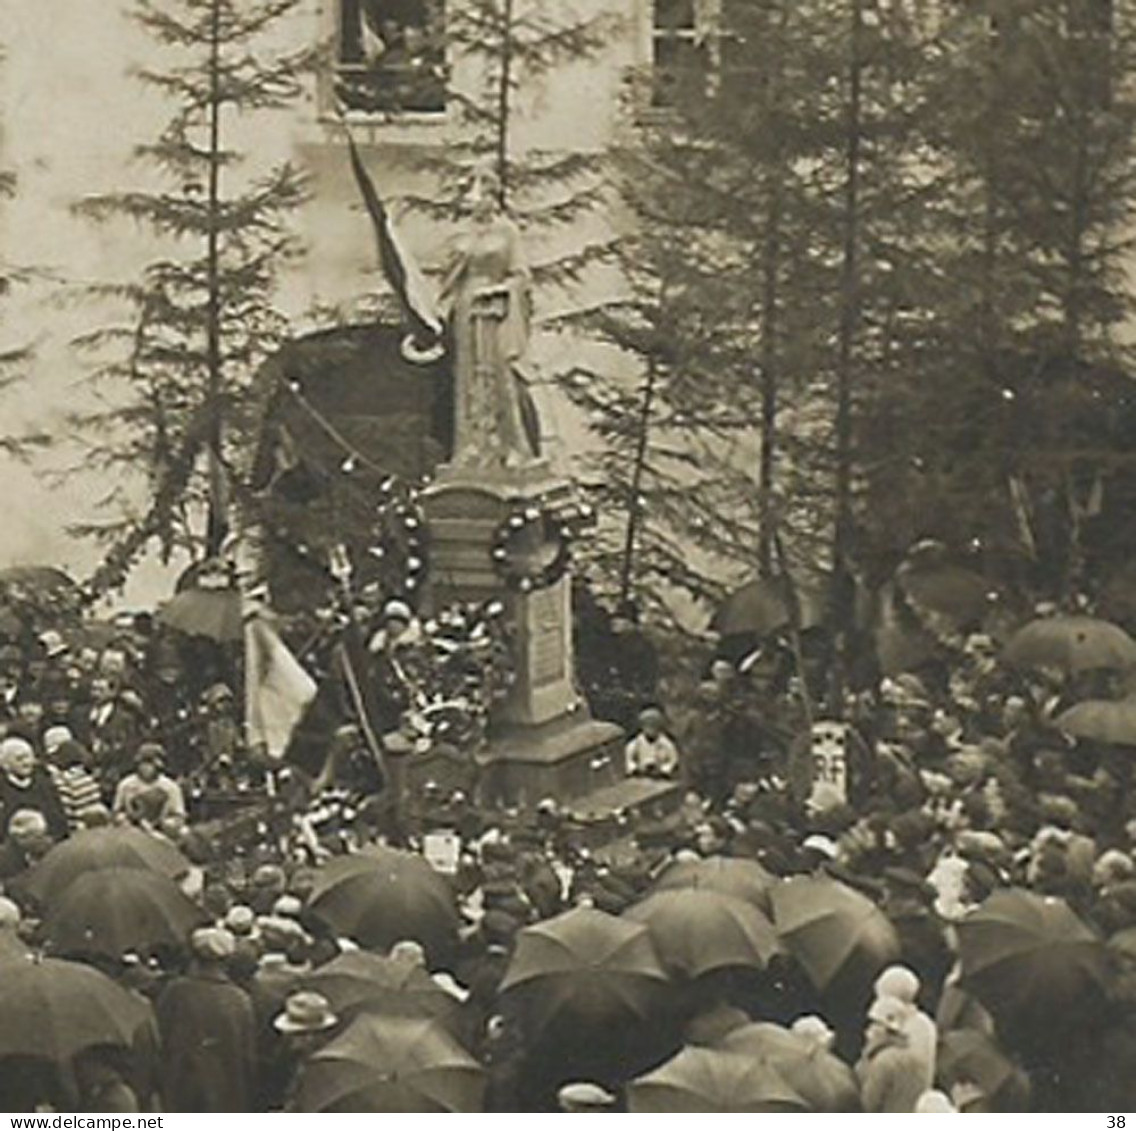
[718,1022,860,1112]
[1003,616,1136,675]
[157,587,242,643]
[1109,926,1136,965]
[499,906,669,1032]
[895,562,995,630]
[653,856,777,914]
[710,576,825,639]
[629,1045,808,1112]
[955,889,1112,1036]
[1055,698,1136,747]
[300,951,462,1029]
[292,1015,484,1112]
[43,868,207,960]
[0,955,151,1063]
[770,875,899,995]
[0,566,76,595]
[624,889,781,980]
[936,1028,1031,1112]
[26,827,190,906]
[307,847,459,963]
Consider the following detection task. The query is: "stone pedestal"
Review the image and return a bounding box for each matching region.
[422,461,623,807]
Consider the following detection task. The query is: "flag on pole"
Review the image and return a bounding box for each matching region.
[241,567,317,762]
[345,131,444,359]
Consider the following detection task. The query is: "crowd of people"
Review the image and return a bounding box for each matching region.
[0,575,1135,1113]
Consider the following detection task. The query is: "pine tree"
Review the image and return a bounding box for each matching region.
[0,57,46,461]
[61,0,313,595]
[859,0,1136,599]
[392,0,622,305]
[559,0,941,630]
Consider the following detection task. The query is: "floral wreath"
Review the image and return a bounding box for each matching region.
[490,504,571,593]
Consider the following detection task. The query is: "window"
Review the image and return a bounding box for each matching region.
[651,0,719,107]
[650,0,753,108]
[336,0,447,115]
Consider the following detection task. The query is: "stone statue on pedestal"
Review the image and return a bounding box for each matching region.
[439,164,536,471]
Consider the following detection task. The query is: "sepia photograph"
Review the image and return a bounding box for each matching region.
[0,0,1133,1115]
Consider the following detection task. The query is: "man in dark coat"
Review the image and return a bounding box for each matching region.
[0,736,67,842]
[155,927,258,1113]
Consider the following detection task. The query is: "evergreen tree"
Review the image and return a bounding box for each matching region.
[61,0,313,595]
[393,0,622,304]
[0,63,45,460]
[860,0,1136,598]
[560,0,939,630]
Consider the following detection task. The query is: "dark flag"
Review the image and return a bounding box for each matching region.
[345,131,444,358]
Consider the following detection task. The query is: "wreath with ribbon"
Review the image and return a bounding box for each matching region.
[490,504,571,593]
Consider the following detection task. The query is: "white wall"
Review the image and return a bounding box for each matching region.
[0,0,646,607]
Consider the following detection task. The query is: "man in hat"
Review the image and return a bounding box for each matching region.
[155,927,257,1112]
[272,991,339,1111]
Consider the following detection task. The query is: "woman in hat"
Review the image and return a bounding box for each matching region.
[112,743,186,826]
[855,995,933,1113]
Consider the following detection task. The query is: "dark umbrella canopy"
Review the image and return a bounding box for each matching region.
[0,566,76,595]
[293,1015,484,1113]
[26,828,190,906]
[0,956,151,1063]
[156,587,242,643]
[43,868,207,961]
[653,856,777,915]
[629,1045,808,1113]
[896,562,995,629]
[718,1022,860,1113]
[770,876,900,995]
[499,906,669,1032]
[710,576,825,639]
[1055,698,1136,747]
[936,1028,1031,1112]
[624,889,782,980]
[307,847,459,963]
[955,889,1112,1036]
[1003,616,1136,675]
[300,951,462,1029]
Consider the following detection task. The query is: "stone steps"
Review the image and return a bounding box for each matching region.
[563,776,683,849]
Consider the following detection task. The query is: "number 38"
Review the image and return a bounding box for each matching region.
[1107,1117,1125,1127]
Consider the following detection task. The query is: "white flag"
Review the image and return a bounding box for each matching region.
[244,609,317,762]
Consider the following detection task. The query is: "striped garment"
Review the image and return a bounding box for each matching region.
[47,765,105,831]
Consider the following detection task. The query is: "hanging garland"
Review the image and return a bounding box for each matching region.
[366,476,430,602]
[490,502,572,593]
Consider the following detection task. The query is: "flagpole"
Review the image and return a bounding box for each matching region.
[773,528,815,731]
[328,545,394,825]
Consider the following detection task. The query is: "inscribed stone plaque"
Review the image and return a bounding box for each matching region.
[530,586,567,685]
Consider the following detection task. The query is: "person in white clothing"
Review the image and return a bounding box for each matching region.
[625,705,680,778]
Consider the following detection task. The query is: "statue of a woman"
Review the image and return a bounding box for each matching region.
[439,165,536,470]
